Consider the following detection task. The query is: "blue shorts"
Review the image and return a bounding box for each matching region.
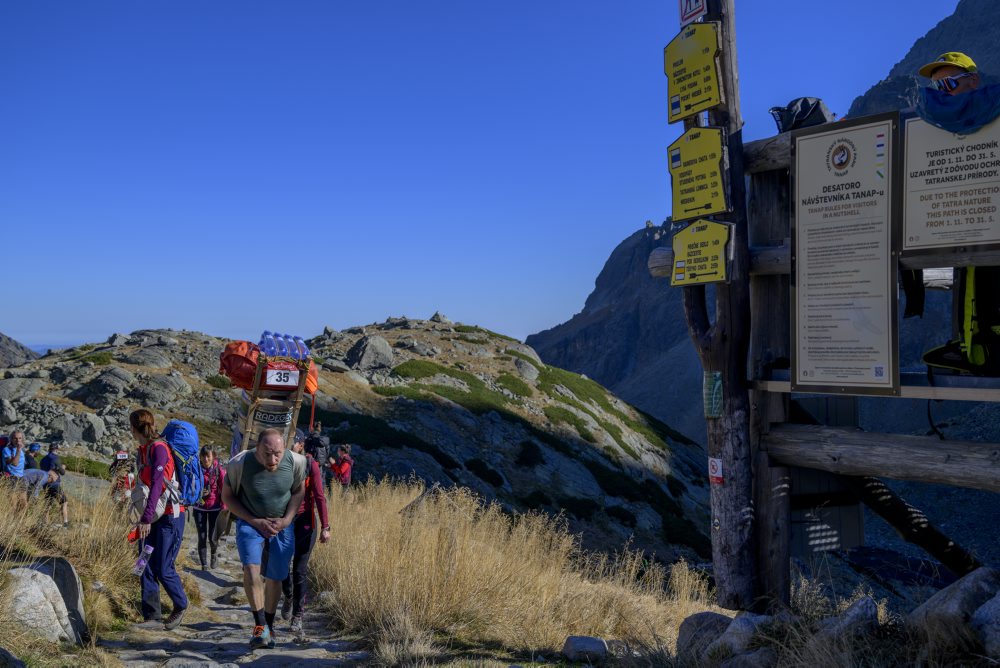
[235,519,295,581]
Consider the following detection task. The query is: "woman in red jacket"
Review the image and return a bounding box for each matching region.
[280,429,330,635]
[131,409,188,631]
[192,445,225,570]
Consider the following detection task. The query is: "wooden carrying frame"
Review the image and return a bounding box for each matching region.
[239,355,311,451]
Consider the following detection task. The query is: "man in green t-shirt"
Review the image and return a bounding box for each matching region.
[222,428,306,650]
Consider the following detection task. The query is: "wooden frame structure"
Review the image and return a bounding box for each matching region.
[650,127,998,608]
[238,355,311,451]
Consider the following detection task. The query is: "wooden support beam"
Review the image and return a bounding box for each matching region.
[837,475,980,577]
[765,423,1000,492]
[650,241,1000,279]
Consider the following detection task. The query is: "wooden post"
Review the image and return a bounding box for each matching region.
[748,166,792,610]
[679,0,756,610]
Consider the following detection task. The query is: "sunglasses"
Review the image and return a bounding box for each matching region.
[933,72,975,92]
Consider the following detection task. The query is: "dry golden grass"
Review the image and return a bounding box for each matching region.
[311,478,725,661]
[0,483,135,666]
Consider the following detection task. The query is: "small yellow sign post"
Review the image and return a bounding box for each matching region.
[670,218,731,286]
[669,126,729,221]
[664,22,723,123]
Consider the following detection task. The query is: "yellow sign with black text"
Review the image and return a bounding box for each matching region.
[669,127,729,221]
[664,22,723,123]
[670,219,731,286]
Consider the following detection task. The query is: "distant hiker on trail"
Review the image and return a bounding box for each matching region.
[192,445,225,570]
[130,409,188,631]
[917,51,1000,134]
[39,442,66,476]
[277,428,329,635]
[109,448,136,505]
[331,444,353,492]
[23,443,41,470]
[221,428,307,649]
[3,431,26,479]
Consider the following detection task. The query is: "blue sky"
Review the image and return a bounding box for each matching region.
[1,0,958,347]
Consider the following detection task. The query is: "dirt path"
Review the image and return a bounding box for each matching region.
[98,516,368,667]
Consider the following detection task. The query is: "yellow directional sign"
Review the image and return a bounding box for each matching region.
[664,22,723,123]
[668,126,729,222]
[670,219,731,286]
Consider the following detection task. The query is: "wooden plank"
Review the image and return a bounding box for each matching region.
[744,132,790,173]
[765,423,1000,492]
[753,379,1000,403]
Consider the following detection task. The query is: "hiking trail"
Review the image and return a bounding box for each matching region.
[97,515,368,667]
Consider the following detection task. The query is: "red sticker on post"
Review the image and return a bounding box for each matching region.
[708,457,724,485]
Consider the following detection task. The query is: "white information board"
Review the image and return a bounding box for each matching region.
[792,115,899,395]
[903,115,1000,251]
[679,0,707,26]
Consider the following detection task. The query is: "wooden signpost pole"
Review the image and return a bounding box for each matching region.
[676,0,755,610]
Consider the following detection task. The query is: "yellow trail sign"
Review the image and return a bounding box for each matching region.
[669,126,729,222]
[670,219,731,286]
[664,22,723,123]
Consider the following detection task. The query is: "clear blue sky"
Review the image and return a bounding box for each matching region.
[0,0,958,347]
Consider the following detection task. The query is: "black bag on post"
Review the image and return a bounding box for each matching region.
[769,97,836,133]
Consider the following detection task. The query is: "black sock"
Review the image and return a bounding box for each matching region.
[252,609,265,627]
[264,611,276,633]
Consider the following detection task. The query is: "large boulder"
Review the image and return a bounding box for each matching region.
[4,568,79,644]
[706,612,772,660]
[677,611,732,660]
[0,332,39,368]
[0,399,17,426]
[71,366,136,409]
[513,358,539,381]
[345,336,393,371]
[122,348,172,369]
[0,378,44,403]
[972,592,1000,658]
[561,636,608,663]
[128,374,192,406]
[907,567,1000,645]
[30,557,88,645]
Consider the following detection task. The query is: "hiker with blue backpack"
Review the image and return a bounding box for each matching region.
[130,409,203,631]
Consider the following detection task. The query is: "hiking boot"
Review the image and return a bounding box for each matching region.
[289,615,303,635]
[62,521,70,529]
[210,550,218,570]
[280,597,292,621]
[249,625,272,649]
[163,608,186,630]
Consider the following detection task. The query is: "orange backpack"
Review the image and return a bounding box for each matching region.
[219,341,318,394]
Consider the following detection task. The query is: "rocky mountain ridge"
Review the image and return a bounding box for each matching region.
[0,332,39,369]
[0,320,710,563]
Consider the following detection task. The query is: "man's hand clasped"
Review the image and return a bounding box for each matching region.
[252,516,286,538]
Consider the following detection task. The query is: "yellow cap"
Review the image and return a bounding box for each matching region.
[918,52,978,78]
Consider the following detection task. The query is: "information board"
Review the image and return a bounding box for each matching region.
[792,115,899,395]
[903,115,1000,251]
[668,126,729,222]
[664,22,722,124]
[670,218,731,286]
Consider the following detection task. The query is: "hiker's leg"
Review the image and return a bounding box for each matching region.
[235,520,266,611]
[291,515,316,616]
[206,509,220,554]
[154,513,189,612]
[261,523,296,614]
[263,576,283,615]
[140,518,165,620]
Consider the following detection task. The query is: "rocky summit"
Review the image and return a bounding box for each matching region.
[0,332,39,369]
[0,320,711,562]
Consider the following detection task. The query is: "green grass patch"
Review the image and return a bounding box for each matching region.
[464,458,504,487]
[453,325,519,342]
[544,405,596,443]
[635,408,698,446]
[496,374,532,398]
[373,385,428,401]
[84,351,114,365]
[300,406,461,470]
[503,349,542,370]
[421,384,511,416]
[62,455,111,480]
[537,365,616,415]
[206,374,232,389]
[189,417,232,449]
[392,359,481,388]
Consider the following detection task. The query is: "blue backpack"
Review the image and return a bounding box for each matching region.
[161,420,203,506]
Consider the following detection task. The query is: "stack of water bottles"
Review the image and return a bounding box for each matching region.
[258,331,310,360]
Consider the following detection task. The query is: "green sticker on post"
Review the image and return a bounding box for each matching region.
[703,370,722,418]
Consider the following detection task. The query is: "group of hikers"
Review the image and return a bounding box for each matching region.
[0,430,70,527]
[127,408,354,647]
